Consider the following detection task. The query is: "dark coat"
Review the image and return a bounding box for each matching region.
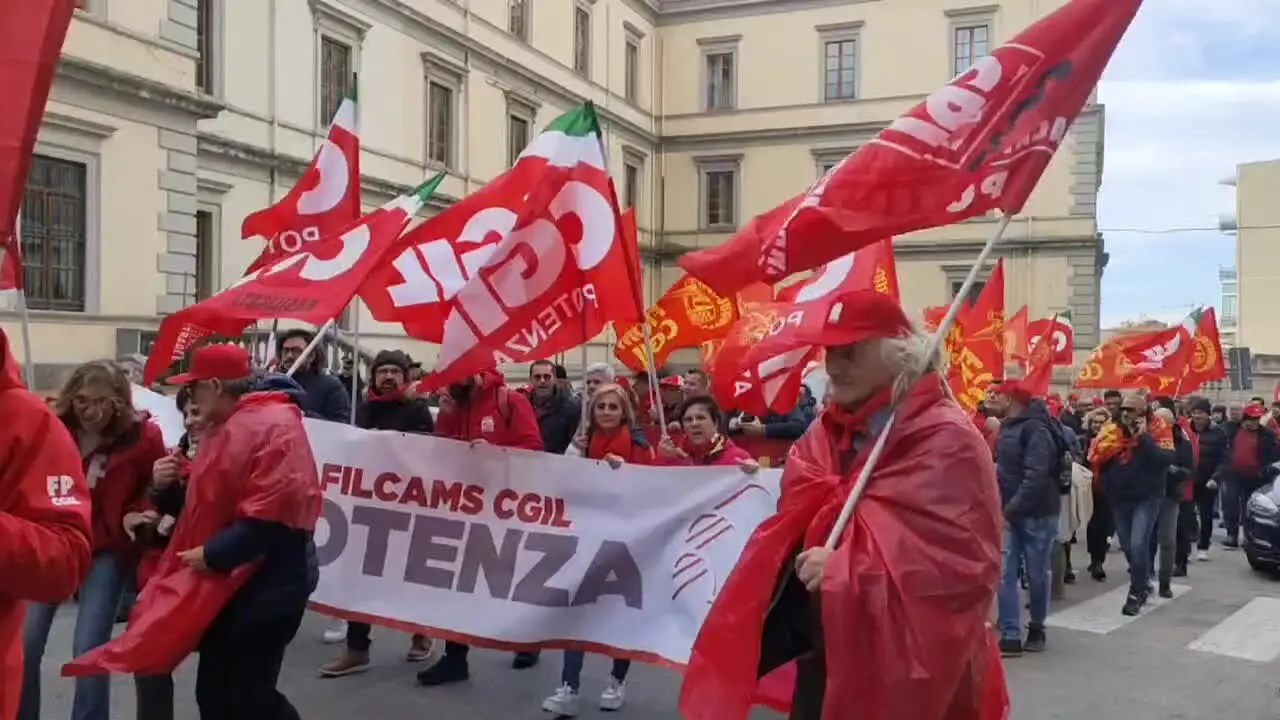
[530,389,581,455]
[995,399,1062,521]
[1186,421,1228,489]
[1099,429,1175,504]
[291,369,351,422]
[1165,425,1195,499]
[355,394,435,434]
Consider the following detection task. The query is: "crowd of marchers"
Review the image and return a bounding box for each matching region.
[979,385,1277,658]
[5,327,822,720]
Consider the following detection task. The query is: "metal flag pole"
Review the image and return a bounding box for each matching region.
[821,215,1013,549]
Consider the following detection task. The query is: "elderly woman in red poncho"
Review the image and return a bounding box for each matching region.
[679,290,1008,720]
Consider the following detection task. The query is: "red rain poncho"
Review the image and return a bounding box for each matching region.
[63,391,322,677]
[679,374,1008,720]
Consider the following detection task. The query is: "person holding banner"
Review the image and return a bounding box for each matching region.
[0,327,93,720]
[657,395,758,472]
[417,368,544,686]
[543,383,652,716]
[679,290,1005,720]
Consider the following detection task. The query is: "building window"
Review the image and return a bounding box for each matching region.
[704,51,736,111]
[624,38,640,103]
[823,39,857,101]
[623,161,640,211]
[319,37,353,126]
[195,209,215,300]
[951,279,986,306]
[698,162,738,229]
[426,80,455,167]
[509,0,530,41]
[953,24,990,75]
[21,155,87,312]
[195,0,218,94]
[508,111,532,168]
[573,5,591,77]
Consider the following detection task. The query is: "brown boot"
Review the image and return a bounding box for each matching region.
[406,635,434,663]
[318,649,370,678]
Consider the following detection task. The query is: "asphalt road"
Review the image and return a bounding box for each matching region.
[33,540,1280,719]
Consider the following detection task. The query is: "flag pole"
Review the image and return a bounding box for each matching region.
[821,215,1013,549]
[285,318,335,377]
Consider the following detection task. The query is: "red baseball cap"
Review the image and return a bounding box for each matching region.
[167,344,251,385]
[1243,404,1265,419]
[659,375,683,389]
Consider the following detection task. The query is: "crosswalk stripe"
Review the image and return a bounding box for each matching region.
[1046,583,1191,634]
[1187,597,1280,662]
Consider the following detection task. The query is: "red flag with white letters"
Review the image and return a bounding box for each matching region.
[678,0,1143,295]
[240,88,362,274]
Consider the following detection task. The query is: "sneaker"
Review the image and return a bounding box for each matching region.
[318,650,370,678]
[513,651,540,669]
[998,638,1023,658]
[600,677,626,711]
[1088,563,1106,582]
[1196,550,1209,562]
[1121,593,1141,616]
[417,657,470,686]
[322,620,348,644]
[1023,626,1046,653]
[542,683,580,717]
[1063,569,1077,584]
[406,636,434,663]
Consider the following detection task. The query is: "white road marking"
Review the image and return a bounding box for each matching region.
[1046,583,1191,634]
[1187,597,1280,663]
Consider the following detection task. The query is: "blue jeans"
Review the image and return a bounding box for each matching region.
[18,552,126,720]
[560,650,630,692]
[1111,497,1160,596]
[997,515,1057,641]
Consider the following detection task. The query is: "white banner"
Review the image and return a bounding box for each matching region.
[305,419,780,665]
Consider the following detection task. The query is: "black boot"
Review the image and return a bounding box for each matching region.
[1024,625,1047,653]
[1158,578,1173,599]
[511,651,540,670]
[1089,562,1106,582]
[999,637,1024,658]
[1121,593,1142,616]
[1172,563,1187,578]
[417,655,470,686]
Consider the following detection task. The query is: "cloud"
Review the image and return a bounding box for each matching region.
[1094,0,1280,328]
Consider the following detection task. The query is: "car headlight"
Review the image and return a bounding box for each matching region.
[1248,492,1279,516]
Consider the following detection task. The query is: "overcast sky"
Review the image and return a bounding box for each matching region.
[1095,0,1280,327]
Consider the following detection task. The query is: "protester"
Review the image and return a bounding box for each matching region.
[1210,403,1227,426]
[0,327,93,720]
[1219,403,1280,549]
[726,403,810,443]
[657,395,758,472]
[1183,398,1228,561]
[679,291,1004,720]
[527,359,581,455]
[683,368,710,396]
[1103,389,1123,415]
[1149,406,1193,597]
[543,384,651,715]
[1081,407,1114,580]
[127,385,202,720]
[19,361,166,720]
[583,363,615,398]
[795,384,818,425]
[418,369,544,685]
[276,328,350,422]
[320,349,435,678]
[987,380,1064,656]
[1090,394,1175,615]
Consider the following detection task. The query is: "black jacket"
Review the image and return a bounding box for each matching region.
[1186,421,1229,488]
[1166,425,1195,499]
[291,369,351,422]
[1099,428,1175,503]
[531,390,581,455]
[727,407,811,442]
[355,394,435,434]
[995,399,1062,521]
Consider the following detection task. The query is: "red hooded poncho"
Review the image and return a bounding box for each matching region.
[63,391,322,677]
[679,374,1008,720]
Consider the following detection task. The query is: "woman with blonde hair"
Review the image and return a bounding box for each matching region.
[546,383,650,715]
[18,360,167,720]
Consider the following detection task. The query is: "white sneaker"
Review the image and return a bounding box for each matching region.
[600,677,626,711]
[322,620,348,644]
[542,683,580,716]
[1196,550,1209,562]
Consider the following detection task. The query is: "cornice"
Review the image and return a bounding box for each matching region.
[656,0,878,25]
[56,55,224,120]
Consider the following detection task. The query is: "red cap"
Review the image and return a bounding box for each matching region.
[990,380,1035,404]
[821,290,913,347]
[659,375,684,389]
[166,344,251,385]
[1243,404,1265,419]
[1091,396,1104,407]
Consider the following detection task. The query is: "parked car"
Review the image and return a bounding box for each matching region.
[1243,481,1280,572]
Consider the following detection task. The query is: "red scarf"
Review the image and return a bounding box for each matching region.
[586,426,646,464]
[365,386,406,403]
[819,385,895,454]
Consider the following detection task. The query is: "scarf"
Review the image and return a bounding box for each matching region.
[586,425,638,462]
[819,385,895,454]
[680,433,727,464]
[365,386,406,403]
[1087,420,1134,474]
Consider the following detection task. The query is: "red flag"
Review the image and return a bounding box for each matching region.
[1177,307,1224,394]
[410,105,643,388]
[1019,313,1059,398]
[143,176,444,384]
[946,260,1006,411]
[0,0,77,293]
[1003,305,1029,363]
[921,305,948,332]
[241,90,361,273]
[1026,312,1074,365]
[678,0,1143,295]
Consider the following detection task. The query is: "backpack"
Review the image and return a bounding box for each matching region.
[1029,418,1074,494]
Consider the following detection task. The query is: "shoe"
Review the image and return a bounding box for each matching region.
[1172,564,1188,578]
[512,651,540,670]
[417,658,470,686]
[542,683,580,717]
[1121,594,1142,616]
[406,636,434,663]
[1196,549,1209,562]
[998,638,1023,658]
[1158,580,1173,599]
[1089,563,1106,582]
[1023,626,1046,653]
[322,620,348,644]
[1223,538,1240,550]
[1064,570,1077,584]
[600,677,626,711]
[318,650,370,678]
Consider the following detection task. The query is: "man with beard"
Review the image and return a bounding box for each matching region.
[276,329,350,423]
[319,349,434,678]
[527,359,580,455]
[417,369,544,686]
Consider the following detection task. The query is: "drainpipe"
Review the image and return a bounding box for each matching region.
[654,27,666,305]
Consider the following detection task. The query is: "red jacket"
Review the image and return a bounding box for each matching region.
[83,414,166,555]
[434,370,543,451]
[0,328,92,720]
